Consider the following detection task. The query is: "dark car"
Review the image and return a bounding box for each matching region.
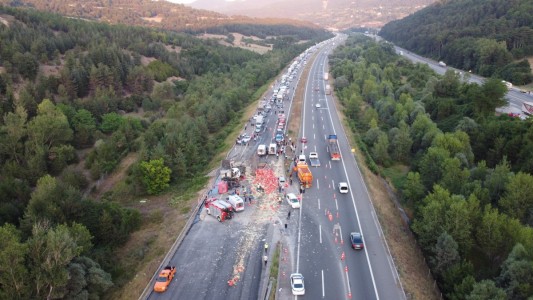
[350,232,364,250]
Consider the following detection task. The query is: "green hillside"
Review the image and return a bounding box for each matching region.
[380,0,533,85]
[0,6,331,299]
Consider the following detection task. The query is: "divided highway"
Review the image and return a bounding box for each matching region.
[143,34,406,300]
[392,43,533,116]
[292,36,405,299]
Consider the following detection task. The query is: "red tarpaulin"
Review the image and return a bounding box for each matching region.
[218,181,228,194]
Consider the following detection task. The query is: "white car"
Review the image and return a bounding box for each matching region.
[315,103,321,108]
[339,182,349,194]
[286,193,300,209]
[309,152,318,159]
[290,273,305,295]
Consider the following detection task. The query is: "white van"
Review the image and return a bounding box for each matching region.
[226,195,245,212]
[298,154,306,164]
[269,143,277,155]
[257,144,266,156]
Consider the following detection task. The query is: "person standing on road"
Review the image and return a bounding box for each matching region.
[263,255,268,266]
[288,211,291,219]
[264,243,269,253]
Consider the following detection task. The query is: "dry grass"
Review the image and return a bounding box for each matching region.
[109,199,188,299]
[106,78,274,300]
[197,33,272,54]
[335,104,440,300]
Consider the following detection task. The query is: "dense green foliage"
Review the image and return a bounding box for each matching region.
[0,6,331,296]
[379,0,533,85]
[331,34,533,299]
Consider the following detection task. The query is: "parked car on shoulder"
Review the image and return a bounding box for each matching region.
[286,193,300,209]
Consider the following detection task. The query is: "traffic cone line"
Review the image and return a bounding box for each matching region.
[341,251,345,261]
[348,292,352,298]
[344,266,348,272]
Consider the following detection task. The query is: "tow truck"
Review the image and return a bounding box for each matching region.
[309,152,320,167]
[153,266,176,293]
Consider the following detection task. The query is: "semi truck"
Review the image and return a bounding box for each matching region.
[325,84,331,95]
[255,115,264,126]
[327,134,341,160]
[296,163,313,188]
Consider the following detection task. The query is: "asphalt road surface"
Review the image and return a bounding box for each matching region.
[145,42,310,300]
[392,44,533,115]
[290,35,405,300]
[145,34,407,300]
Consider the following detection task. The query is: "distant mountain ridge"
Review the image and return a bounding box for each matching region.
[0,0,318,32]
[187,0,438,29]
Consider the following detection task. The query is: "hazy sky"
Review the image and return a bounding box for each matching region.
[166,0,196,3]
[167,0,238,3]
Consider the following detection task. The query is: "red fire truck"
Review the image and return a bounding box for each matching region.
[205,198,234,222]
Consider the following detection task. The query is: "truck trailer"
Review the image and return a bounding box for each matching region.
[327,135,341,160]
[325,84,331,95]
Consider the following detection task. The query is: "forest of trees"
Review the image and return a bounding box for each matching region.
[0,6,331,299]
[330,34,533,299]
[380,0,533,85]
[0,0,319,35]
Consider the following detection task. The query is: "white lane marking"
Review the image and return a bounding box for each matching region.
[322,269,325,298]
[338,223,343,244]
[325,102,381,300]
[332,179,335,189]
[314,133,316,140]
[319,225,323,244]
[318,198,321,210]
[323,124,325,130]
[345,264,352,298]
[335,198,338,211]
[317,178,320,190]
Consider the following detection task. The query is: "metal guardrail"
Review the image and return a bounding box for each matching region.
[138,179,217,300]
